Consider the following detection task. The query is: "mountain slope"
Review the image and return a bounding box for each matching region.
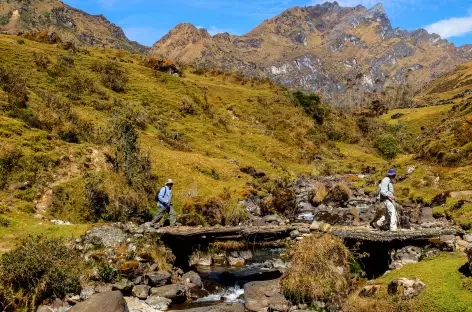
[0,0,147,53]
[151,2,472,105]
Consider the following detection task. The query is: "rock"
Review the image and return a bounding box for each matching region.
[389,246,422,270]
[146,271,172,287]
[290,230,301,239]
[263,214,282,223]
[182,271,202,288]
[189,253,212,266]
[150,284,186,303]
[69,291,128,312]
[457,238,469,251]
[464,234,472,243]
[212,253,227,266]
[359,285,381,297]
[388,278,426,299]
[113,279,135,295]
[37,306,55,312]
[83,225,127,248]
[309,220,331,232]
[466,245,472,274]
[237,250,253,261]
[227,255,245,267]
[132,285,150,300]
[420,248,440,260]
[125,297,156,312]
[145,295,172,310]
[244,280,290,312]
[133,276,144,285]
[167,303,245,312]
[431,193,448,207]
[431,235,456,251]
[95,284,113,293]
[80,285,96,301]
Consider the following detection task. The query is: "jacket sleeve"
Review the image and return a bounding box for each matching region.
[380,178,394,197]
[158,187,167,204]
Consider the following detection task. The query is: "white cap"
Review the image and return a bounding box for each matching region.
[166,179,174,185]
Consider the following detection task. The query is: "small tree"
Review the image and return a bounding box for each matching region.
[292,91,328,125]
[375,134,397,159]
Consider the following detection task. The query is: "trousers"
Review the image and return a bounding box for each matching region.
[376,200,397,231]
[150,204,176,226]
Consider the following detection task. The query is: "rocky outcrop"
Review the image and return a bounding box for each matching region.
[69,291,128,312]
[150,284,186,303]
[389,246,422,270]
[388,278,426,299]
[466,244,472,274]
[244,280,290,312]
[0,0,147,53]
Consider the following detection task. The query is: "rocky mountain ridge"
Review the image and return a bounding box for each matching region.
[0,0,147,53]
[151,2,472,105]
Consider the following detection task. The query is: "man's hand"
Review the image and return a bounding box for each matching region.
[388,195,396,201]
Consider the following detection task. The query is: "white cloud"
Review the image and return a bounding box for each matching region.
[425,15,472,39]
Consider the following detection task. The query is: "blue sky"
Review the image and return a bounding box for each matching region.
[63,0,472,47]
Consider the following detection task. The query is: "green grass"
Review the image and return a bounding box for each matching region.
[348,253,472,312]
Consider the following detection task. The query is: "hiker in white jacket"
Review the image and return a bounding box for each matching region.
[374,169,398,231]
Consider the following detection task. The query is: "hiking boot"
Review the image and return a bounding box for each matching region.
[370,221,381,231]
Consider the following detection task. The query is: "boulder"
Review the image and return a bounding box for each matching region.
[189,253,212,266]
[388,278,426,299]
[168,303,245,312]
[466,244,472,274]
[79,285,96,301]
[113,279,134,295]
[132,285,150,300]
[359,285,381,297]
[227,255,245,267]
[244,280,290,312]
[125,297,157,312]
[69,291,128,312]
[151,284,186,303]
[290,230,301,239]
[310,220,331,232]
[146,271,172,287]
[389,246,422,270]
[464,234,472,243]
[431,235,456,251]
[182,271,202,288]
[83,225,127,248]
[145,295,172,310]
[236,250,253,261]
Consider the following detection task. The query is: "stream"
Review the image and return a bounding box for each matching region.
[170,248,286,310]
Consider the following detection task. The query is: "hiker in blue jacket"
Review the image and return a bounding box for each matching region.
[373,169,398,231]
[150,179,176,227]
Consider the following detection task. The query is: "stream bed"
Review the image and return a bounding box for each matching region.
[170,248,286,310]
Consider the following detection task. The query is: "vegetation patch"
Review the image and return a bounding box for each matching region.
[282,234,353,309]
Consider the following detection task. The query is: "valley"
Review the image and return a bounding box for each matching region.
[0,1,471,312]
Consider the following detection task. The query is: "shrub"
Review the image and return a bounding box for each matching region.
[93,61,128,92]
[59,55,75,67]
[293,91,328,125]
[142,56,180,74]
[312,182,328,205]
[0,236,81,312]
[183,196,224,226]
[281,234,352,309]
[33,52,51,70]
[0,146,23,189]
[84,173,110,222]
[16,39,25,45]
[180,96,198,115]
[375,134,397,159]
[0,216,11,228]
[0,65,28,108]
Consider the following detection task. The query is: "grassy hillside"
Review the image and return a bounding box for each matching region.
[0,33,471,252]
[0,34,364,250]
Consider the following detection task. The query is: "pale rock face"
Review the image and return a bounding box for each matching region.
[388,278,426,299]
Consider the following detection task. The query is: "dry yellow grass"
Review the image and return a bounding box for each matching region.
[281,234,351,307]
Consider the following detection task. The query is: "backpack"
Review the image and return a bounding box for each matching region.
[155,186,167,203]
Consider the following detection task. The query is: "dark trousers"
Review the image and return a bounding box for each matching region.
[150,204,176,226]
